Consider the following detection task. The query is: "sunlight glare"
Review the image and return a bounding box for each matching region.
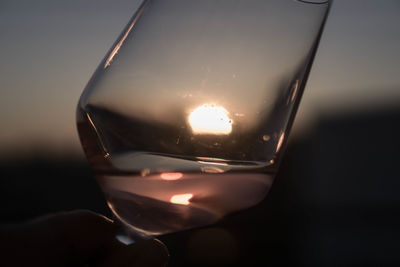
[188,104,232,135]
[170,193,193,205]
[160,172,183,180]
[276,132,285,153]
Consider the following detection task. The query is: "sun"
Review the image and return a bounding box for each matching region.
[188,104,233,135]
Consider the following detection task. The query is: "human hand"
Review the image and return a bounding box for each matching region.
[0,210,169,267]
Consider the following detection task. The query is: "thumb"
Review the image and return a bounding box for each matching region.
[98,238,169,267]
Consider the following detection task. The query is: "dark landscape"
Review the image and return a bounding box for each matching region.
[1,107,400,266]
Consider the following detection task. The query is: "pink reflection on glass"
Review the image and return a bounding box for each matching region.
[170,193,193,205]
[160,172,183,180]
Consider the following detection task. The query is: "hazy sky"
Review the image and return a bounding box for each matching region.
[0,0,399,157]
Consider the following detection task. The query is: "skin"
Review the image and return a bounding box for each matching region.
[0,210,169,267]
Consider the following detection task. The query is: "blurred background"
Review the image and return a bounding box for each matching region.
[1,0,400,265]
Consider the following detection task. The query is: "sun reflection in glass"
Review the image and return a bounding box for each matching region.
[170,193,193,205]
[188,104,233,135]
[160,172,183,180]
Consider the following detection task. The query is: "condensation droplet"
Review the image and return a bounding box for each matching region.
[141,168,150,177]
[262,135,270,141]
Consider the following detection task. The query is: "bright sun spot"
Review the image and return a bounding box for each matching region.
[188,104,232,135]
[170,193,193,205]
[160,172,183,180]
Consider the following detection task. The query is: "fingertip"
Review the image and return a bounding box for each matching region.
[140,238,170,261]
[128,238,169,267]
[47,210,119,263]
[100,238,169,267]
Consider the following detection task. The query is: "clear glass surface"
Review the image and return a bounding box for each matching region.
[77,0,331,237]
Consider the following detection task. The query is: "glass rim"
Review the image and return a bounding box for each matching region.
[294,0,330,4]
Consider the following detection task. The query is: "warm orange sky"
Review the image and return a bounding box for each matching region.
[0,0,399,158]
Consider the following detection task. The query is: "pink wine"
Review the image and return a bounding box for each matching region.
[77,106,276,236]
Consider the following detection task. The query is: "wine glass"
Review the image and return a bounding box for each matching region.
[77,0,331,240]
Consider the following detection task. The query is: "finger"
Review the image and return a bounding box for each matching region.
[52,210,118,261]
[98,238,169,267]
